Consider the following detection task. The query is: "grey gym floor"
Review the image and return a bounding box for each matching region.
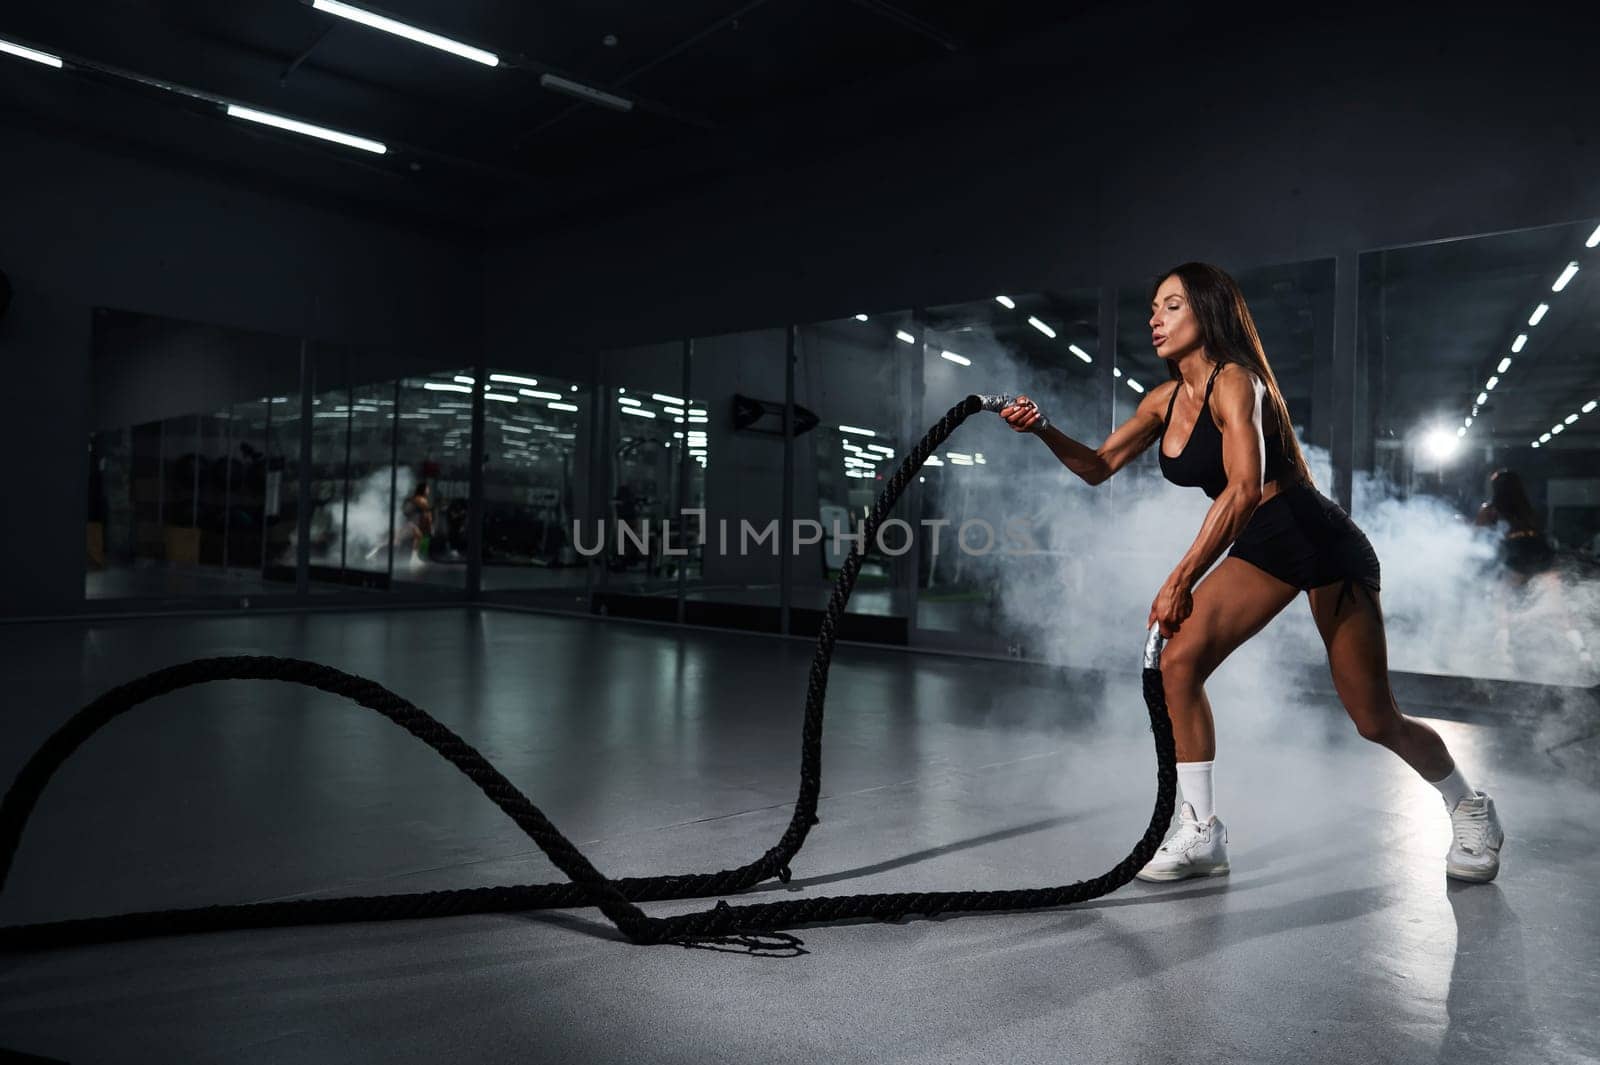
[0,609,1595,1065]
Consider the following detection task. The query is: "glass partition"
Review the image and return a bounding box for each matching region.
[796,313,917,640]
[916,290,1107,655]
[1359,222,1600,684]
[479,367,590,608]
[682,329,781,628]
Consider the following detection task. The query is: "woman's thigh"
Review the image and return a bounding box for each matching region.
[1165,557,1300,681]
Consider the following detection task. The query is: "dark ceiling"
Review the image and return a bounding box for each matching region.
[0,0,1104,231]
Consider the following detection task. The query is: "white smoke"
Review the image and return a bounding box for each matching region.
[299,467,418,572]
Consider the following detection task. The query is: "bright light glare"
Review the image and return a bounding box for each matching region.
[620,407,656,419]
[1565,413,1579,424]
[1552,261,1580,292]
[895,330,916,344]
[839,425,877,437]
[1127,379,1146,394]
[1584,400,1598,414]
[1069,344,1092,364]
[940,350,971,366]
[1476,391,1488,406]
[1529,303,1549,326]
[1497,357,1512,373]
[617,396,641,406]
[651,393,684,405]
[311,0,499,65]
[1486,376,1499,390]
[225,104,387,154]
[854,314,868,322]
[548,401,579,412]
[1422,427,1460,461]
[1026,316,1056,339]
[1540,432,1552,442]
[1588,223,1600,249]
[518,389,562,400]
[1456,426,1467,437]
[0,37,64,67]
[995,296,1016,309]
[423,382,471,393]
[485,393,517,403]
[490,374,537,387]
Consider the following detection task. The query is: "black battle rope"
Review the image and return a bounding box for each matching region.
[0,394,1177,953]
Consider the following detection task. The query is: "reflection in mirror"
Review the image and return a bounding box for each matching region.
[86,310,301,600]
[916,291,1105,650]
[479,368,589,607]
[1360,221,1600,684]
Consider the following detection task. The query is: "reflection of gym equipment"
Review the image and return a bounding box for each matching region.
[733,394,819,436]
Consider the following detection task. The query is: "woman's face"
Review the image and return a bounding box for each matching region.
[1149,275,1203,361]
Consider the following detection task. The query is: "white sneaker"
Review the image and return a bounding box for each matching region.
[1446,791,1505,883]
[1136,802,1230,882]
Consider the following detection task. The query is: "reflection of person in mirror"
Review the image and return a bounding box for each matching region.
[369,481,433,564]
[1474,468,1592,671]
[1000,261,1505,886]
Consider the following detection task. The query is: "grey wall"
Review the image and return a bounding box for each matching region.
[483,7,1600,356]
[0,116,483,617]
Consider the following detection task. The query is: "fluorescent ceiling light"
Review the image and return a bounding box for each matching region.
[1026,316,1056,339]
[940,350,971,366]
[1588,223,1600,248]
[621,407,656,419]
[311,0,498,65]
[1127,379,1146,393]
[946,451,972,461]
[1565,413,1579,424]
[854,314,869,322]
[663,406,685,415]
[1113,367,1123,378]
[1552,424,1565,435]
[651,393,685,405]
[1497,357,1513,373]
[490,373,537,387]
[1069,344,1092,364]
[1455,426,1467,437]
[225,104,386,154]
[1584,400,1598,414]
[1511,335,1527,354]
[1552,261,1580,292]
[895,329,916,344]
[688,409,707,416]
[995,296,1016,309]
[454,375,475,384]
[617,396,641,406]
[1529,303,1549,326]
[1486,376,1499,390]
[518,389,562,400]
[539,73,632,112]
[548,401,579,412]
[1464,417,1473,427]
[1540,432,1552,442]
[501,424,531,434]
[485,393,517,403]
[423,382,471,393]
[839,425,877,437]
[0,37,63,68]
[923,455,943,466]
[1532,441,1541,448]
[1476,391,1488,405]
[865,444,894,454]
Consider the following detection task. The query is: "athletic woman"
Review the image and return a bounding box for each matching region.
[1000,262,1505,883]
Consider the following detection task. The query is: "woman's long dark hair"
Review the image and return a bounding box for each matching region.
[1152,262,1313,486]
[1488,469,1540,533]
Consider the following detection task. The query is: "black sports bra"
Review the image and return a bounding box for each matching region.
[1158,363,1294,499]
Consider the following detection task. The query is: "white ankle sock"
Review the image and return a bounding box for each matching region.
[1177,760,1215,822]
[1429,765,1474,810]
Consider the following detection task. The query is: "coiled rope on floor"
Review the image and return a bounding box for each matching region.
[0,394,1177,953]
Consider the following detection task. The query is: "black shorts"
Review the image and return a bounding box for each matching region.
[1228,482,1381,608]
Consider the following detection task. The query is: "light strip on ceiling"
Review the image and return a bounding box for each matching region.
[1552,261,1580,292]
[225,104,387,154]
[311,0,499,66]
[0,36,63,67]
